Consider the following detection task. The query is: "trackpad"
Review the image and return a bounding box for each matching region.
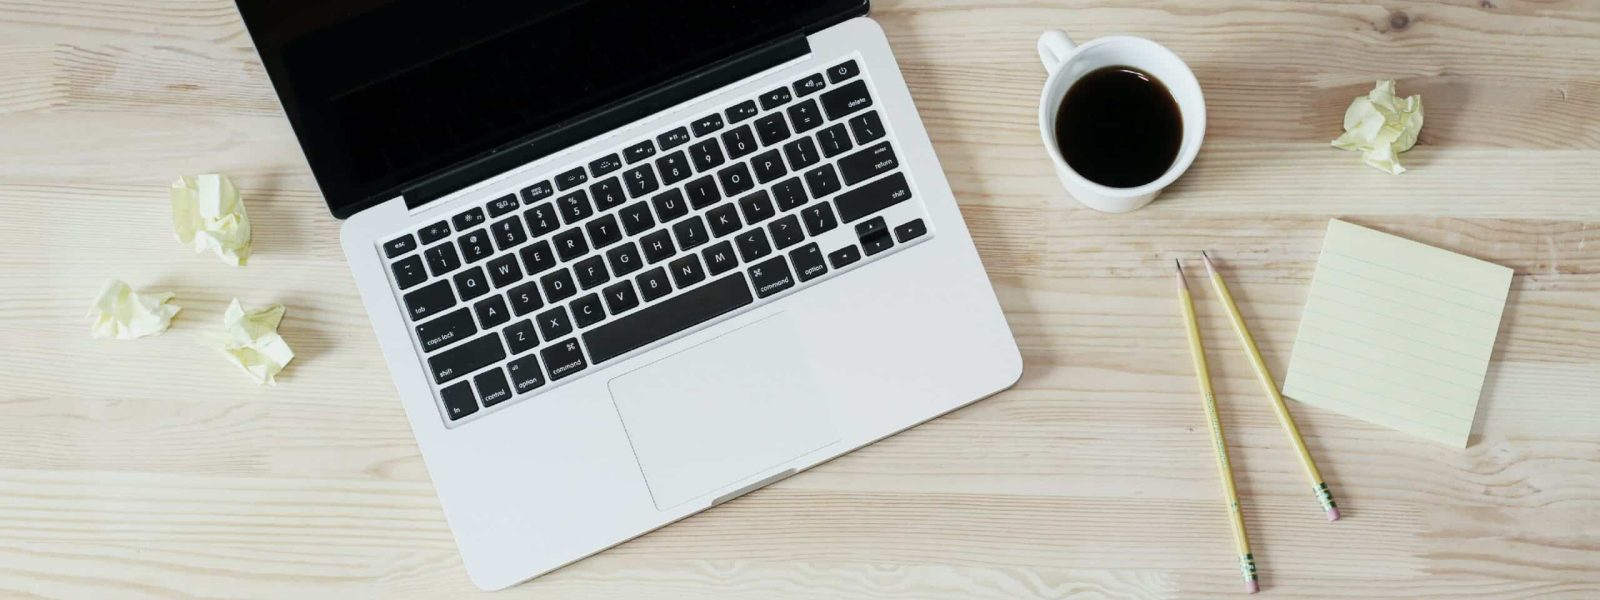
[609,314,838,510]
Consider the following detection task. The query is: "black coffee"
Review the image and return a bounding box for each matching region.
[1053,66,1182,188]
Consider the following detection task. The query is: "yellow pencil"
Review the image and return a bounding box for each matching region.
[1200,251,1341,521]
[1176,260,1259,594]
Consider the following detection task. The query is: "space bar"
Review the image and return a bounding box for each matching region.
[584,273,755,364]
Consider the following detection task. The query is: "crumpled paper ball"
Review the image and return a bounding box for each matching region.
[171,174,252,266]
[1332,80,1424,175]
[215,299,294,385]
[87,279,181,339]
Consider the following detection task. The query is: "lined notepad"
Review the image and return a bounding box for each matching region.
[1282,220,1513,447]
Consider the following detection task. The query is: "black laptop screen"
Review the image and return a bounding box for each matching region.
[236,0,865,218]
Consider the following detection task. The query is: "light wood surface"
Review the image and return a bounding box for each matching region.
[2,1,1597,598]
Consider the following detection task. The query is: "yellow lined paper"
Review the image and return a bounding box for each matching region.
[1282,220,1513,447]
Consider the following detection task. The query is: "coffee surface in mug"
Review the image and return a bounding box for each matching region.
[1053,66,1182,188]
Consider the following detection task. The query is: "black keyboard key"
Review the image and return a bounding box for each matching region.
[554,229,590,262]
[603,281,640,314]
[640,229,676,263]
[636,267,672,302]
[519,239,558,275]
[817,123,853,157]
[721,125,758,160]
[772,177,808,212]
[689,138,725,171]
[768,214,804,250]
[415,308,476,353]
[454,266,492,301]
[589,154,622,177]
[584,273,754,364]
[706,203,742,237]
[862,229,894,256]
[702,240,739,275]
[738,190,776,225]
[754,113,791,146]
[669,255,706,288]
[585,213,623,248]
[783,137,820,170]
[541,268,577,303]
[838,142,899,186]
[505,320,540,355]
[384,234,417,258]
[487,194,519,218]
[801,202,839,236]
[452,207,486,231]
[537,306,573,340]
[804,164,842,199]
[751,149,787,184]
[656,151,692,186]
[404,280,456,321]
[684,175,721,209]
[794,72,827,97]
[574,255,610,290]
[651,188,689,223]
[749,256,795,298]
[607,242,644,276]
[826,59,860,83]
[856,216,889,239]
[557,190,593,225]
[487,254,523,288]
[849,110,885,143]
[623,164,659,198]
[571,294,606,328]
[718,163,755,197]
[726,99,759,123]
[658,126,691,149]
[619,202,655,235]
[624,140,656,164]
[524,202,560,237]
[895,218,928,242]
[490,217,528,251]
[759,86,793,110]
[590,177,627,212]
[507,281,543,316]
[541,338,588,381]
[424,243,462,276]
[735,228,773,262]
[419,221,451,244]
[790,242,828,282]
[474,294,511,328]
[821,80,874,121]
[441,382,477,420]
[828,245,862,269]
[427,333,504,384]
[458,230,493,263]
[555,167,588,191]
[692,113,724,136]
[520,180,553,205]
[506,354,545,394]
[475,368,513,408]
[836,172,912,223]
[786,99,823,133]
[392,255,428,290]
[672,215,710,251]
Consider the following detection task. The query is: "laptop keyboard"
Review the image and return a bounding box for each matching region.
[381,58,932,424]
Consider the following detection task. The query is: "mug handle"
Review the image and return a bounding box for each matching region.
[1037,30,1077,74]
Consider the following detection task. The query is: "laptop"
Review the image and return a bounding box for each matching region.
[236,0,1021,590]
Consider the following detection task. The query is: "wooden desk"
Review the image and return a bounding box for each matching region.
[2,1,1597,597]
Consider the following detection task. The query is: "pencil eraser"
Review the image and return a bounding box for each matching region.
[1244,580,1259,594]
[1327,507,1342,521]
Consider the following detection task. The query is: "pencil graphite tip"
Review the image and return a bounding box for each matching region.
[1174,259,1189,290]
[1200,250,1219,276]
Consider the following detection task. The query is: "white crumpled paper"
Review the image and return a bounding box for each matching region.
[214,299,294,385]
[1332,80,1424,175]
[87,279,181,340]
[171,174,252,266]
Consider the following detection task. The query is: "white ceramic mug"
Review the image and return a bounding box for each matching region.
[1036,30,1206,213]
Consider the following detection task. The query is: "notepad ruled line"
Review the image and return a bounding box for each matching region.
[1298,324,1492,384]
[1317,261,1506,316]
[1300,305,1491,364]
[1321,249,1506,303]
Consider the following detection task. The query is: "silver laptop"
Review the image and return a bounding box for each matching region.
[237,0,1020,590]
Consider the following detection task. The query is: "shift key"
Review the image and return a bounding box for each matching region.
[428,333,505,384]
[834,172,913,224]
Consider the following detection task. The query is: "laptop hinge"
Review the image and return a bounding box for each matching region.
[403,32,811,211]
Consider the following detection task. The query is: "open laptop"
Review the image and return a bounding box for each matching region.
[236,0,1021,590]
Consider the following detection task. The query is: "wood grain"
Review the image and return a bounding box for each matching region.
[1,0,1597,597]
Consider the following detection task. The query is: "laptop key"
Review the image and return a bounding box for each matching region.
[828,245,862,269]
[537,306,573,340]
[424,243,462,276]
[835,172,913,223]
[419,220,451,244]
[794,72,827,97]
[672,215,710,251]
[490,217,528,251]
[754,113,791,146]
[416,308,476,353]
[787,99,823,133]
[640,230,676,264]
[656,151,692,186]
[607,241,644,277]
[458,230,493,263]
[474,295,511,328]
[556,190,593,225]
[736,228,773,262]
[589,154,622,177]
[862,229,895,256]
[749,256,795,298]
[768,214,804,250]
[751,149,787,184]
[689,138,725,171]
[826,59,860,83]
[585,213,622,248]
[454,266,492,301]
[838,142,899,186]
[635,267,672,302]
[855,216,888,239]
[821,79,874,121]
[404,280,456,321]
[804,164,842,198]
[668,255,705,288]
[520,180,553,205]
[702,240,739,275]
[623,164,659,198]
[590,177,626,212]
[574,255,610,290]
[718,163,754,197]
[440,382,478,420]
[721,125,758,160]
[618,202,655,236]
[895,218,928,242]
[657,126,691,150]
[555,167,587,191]
[506,354,546,394]
[428,333,505,384]
[783,137,820,170]
[571,294,606,328]
[652,188,689,223]
[691,113,724,137]
[790,242,828,282]
[553,228,589,262]
[759,86,793,110]
[519,239,557,275]
[505,320,540,355]
[487,254,523,288]
[726,99,759,123]
[487,194,519,218]
[801,202,839,236]
[684,176,720,209]
[541,338,588,381]
[524,202,560,237]
[772,177,808,212]
[475,368,513,408]
[507,281,543,316]
[630,135,665,160]
[540,268,577,303]
[384,234,417,258]
[849,110,885,143]
[392,255,428,290]
[583,273,754,365]
[739,189,776,224]
[817,123,853,157]
[452,207,486,231]
[603,281,640,314]
[706,203,742,238]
